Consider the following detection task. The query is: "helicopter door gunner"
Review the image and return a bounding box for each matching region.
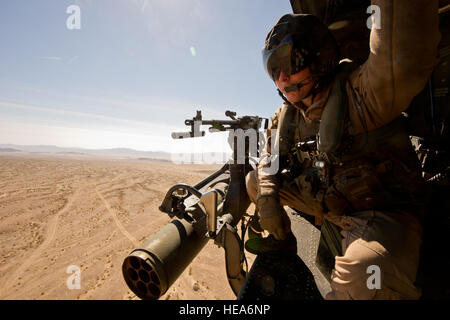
[245,0,440,299]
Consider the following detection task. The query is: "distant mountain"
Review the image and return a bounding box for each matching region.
[0,144,232,163]
[56,152,86,155]
[137,157,170,162]
[0,148,21,152]
[0,144,171,160]
[0,144,83,153]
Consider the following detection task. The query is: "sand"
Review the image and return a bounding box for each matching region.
[0,153,255,300]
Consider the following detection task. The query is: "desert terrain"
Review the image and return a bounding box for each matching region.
[0,153,251,300]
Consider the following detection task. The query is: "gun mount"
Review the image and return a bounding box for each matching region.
[122,110,273,299]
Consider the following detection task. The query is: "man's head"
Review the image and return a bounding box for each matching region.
[262,14,339,103]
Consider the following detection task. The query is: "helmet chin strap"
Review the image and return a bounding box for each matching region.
[277,88,296,107]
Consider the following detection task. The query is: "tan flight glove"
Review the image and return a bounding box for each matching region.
[257,196,291,240]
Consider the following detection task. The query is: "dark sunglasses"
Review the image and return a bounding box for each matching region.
[262,35,305,81]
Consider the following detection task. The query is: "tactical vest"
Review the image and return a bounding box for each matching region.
[277,66,430,220]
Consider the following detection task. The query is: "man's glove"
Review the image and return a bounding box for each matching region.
[257,196,291,240]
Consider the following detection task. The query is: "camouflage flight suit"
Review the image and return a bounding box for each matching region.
[246,0,441,299]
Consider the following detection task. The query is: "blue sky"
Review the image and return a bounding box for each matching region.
[0,0,293,153]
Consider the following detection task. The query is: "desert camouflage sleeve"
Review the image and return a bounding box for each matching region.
[348,0,441,134]
[256,104,285,198]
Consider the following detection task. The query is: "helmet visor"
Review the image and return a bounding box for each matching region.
[263,35,300,81]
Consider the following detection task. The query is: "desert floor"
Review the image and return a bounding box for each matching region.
[0,153,256,300]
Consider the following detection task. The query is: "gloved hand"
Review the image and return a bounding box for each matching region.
[257,196,291,240]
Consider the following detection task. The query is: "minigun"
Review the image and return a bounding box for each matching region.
[122,110,268,299]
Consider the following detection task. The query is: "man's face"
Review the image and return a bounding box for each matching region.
[275,67,314,103]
